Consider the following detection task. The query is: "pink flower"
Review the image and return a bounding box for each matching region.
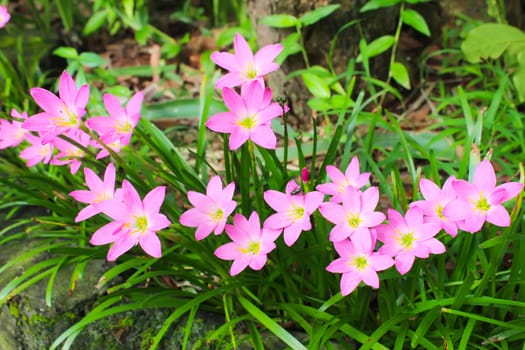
[50,130,91,174]
[214,212,280,276]
[263,180,324,246]
[211,33,283,89]
[410,176,460,237]
[326,232,394,296]
[377,207,445,275]
[19,133,54,167]
[206,81,284,150]
[179,176,237,240]
[69,163,120,222]
[23,70,89,144]
[449,160,523,233]
[91,180,171,261]
[316,157,370,202]
[0,109,28,149]
[86,91,143,147]
[0,5,10,28]
[319,187,385,243]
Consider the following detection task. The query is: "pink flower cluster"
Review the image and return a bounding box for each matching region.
[179,33,524,296]
[0,70,143,173]
[1,70,173,261]
[69,162,171,261]
[206,33,285,150]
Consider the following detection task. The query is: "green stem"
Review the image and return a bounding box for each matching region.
[248,142,263,215]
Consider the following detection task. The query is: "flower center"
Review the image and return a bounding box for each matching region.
[473,195,490,213]
[245,62,257,80]
[352,255,368,271]
[116,119,133,134]
[397,230,416,250]
[130,215,148,235]
[434,204,445,219]
[287,204,305,221]
[51,104,78,128]
[209,208,224,223]
[239,241,261,255]
[236,115,258,130]
[347,213,362,229]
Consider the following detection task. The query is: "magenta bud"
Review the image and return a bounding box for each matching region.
[301,167,310,183]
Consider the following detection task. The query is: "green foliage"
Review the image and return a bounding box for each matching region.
[461,22,525,101]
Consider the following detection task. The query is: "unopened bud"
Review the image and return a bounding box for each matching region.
[301,167,310,183]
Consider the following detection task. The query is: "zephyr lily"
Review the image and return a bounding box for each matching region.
[214,212,280,276]
[180,175,237,240]
[448,160,523,233]
[19,133,54,167]
[377,207,445,275]
[410,176,460,237]
[23,70,89,144]
[0,5,10,28]
[316,156,370,203]
[263,180,324,246]
[91,180,171,261]
[206,80,284,150]
[86,91,143,147]
[69,162,120,222]
[0,109,28,149]
[50,130,91,174]
[211,33,283,89]
[319,187,385,244]
[326,232,394,296]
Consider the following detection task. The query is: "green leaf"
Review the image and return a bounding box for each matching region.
[357,35,395,62]
[53,46,79,59]
[276,33,301,64]
[260,14,298,28]
[401,9,430,36]
[513,48,525,102]
[302,72,331,98]
[461,23,525,63]
[239,297,307,350]
[360,0,401,12]
[300,4,341,27]
[78,52,107,68]
[390,61,411,89]
[82,9,108,36]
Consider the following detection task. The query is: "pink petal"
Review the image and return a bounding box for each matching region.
[495,182,523,203]
[75,205,100,222]
[304,191,324,213]
[139,233,162,258]
[340,273,361,295]
[283,224,303,246]
[361,268,380,288]
[104,93,126,119]
[253,43,283,75]
[143,186,166,215]
[233,33,254,64]
[486,205,511,227]
[395,253,415,275]
[257,103,283,124]
[473,160,496,193]
[90,221,123,245]
[228,129,250,150]
[326,258,351,274]
[419,178,441,201]
[29,88,63,115]
[206,112,237,133]
[211,51,239,71]
[126,91,144,117]
[229,257,250,276]
[248,254,268,271]
[107,235,137,261]
[368,254,394,271]
[222,87,246,116]
[215,73,245,89]
[250,125,277,149]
